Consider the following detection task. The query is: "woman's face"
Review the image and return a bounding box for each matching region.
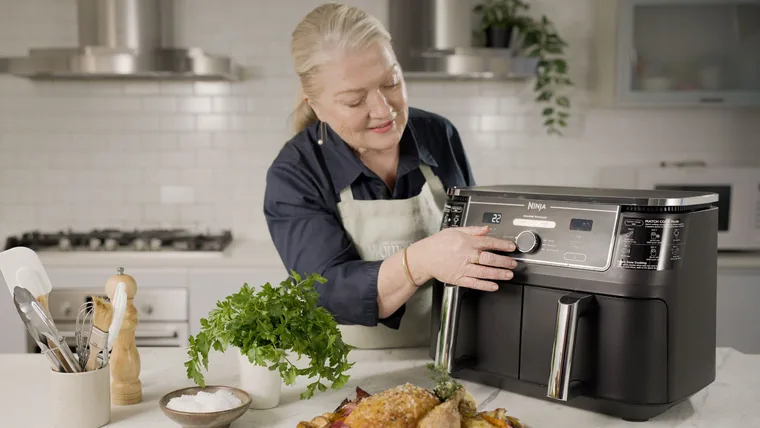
[307,41,408,154]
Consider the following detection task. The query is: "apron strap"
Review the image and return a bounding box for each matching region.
[419,164,447,209]
[339,185,354,202]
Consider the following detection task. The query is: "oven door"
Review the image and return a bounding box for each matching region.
[636,167,760,251]
[33,321,189,354]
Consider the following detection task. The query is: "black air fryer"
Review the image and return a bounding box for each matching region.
[430,185,718,421]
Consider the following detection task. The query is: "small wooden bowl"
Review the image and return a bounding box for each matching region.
[159,385,252,428]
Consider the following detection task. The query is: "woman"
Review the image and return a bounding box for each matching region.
[263,3,517,349]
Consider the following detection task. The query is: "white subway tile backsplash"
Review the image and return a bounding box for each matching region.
[3,205,37,225]
[143,204,181,224]
[180,168,216,187]
[194,82,231,96]
[196,114,229,131]
[142,97,178,113]
[178,97,213,113]
[161,151,197,169]
[144,169,181,186]
[125,186,159,204]
[160,83,194,96]
[213,97,248,113]
[160,185,196,204]
[123,82,161,95]
[196,149,230,168]
[160,115,196,132]
[180,204,217,225]
[178,133,213,148]
[481,115,518,132]
[0,0,758,240]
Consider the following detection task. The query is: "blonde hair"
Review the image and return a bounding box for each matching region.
[289,2,392,135]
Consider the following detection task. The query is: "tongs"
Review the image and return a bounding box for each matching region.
[13,286,82,373]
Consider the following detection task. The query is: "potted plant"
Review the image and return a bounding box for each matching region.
[473,0,529,48]
[474,0,573,135]
[184,272,354,409]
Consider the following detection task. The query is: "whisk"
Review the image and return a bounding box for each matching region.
[76,300,94,369]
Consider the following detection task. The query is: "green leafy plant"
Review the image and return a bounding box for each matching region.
[184,271,354,400]
[474,0,573,135]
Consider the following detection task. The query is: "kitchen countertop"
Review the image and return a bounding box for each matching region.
[1,346,758,427]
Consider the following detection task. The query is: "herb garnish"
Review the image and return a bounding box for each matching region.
[426,362,463,402]
[184,271,354,400]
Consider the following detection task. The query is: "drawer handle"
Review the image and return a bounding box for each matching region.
[547,292,594,401]
[434,284,463,373]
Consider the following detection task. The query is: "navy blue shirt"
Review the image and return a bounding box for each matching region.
[263,107,475,328]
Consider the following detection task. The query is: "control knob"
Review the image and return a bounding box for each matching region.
[516,230,540,253]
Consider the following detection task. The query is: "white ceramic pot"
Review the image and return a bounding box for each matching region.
[238,351,282,409]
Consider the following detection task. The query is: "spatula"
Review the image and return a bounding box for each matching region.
[0,247,69,369]
[0,247,53,306]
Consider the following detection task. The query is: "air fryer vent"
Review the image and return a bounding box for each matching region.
[622,205,694,213]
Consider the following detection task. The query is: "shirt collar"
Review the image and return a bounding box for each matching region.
[319,120,438,195]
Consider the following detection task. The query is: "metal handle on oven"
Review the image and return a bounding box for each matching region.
[547,292,594,401]
[134,330,179,339]
[59,329,178,340]
[434,284,463,373]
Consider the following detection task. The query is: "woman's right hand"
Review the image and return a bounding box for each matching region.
[407,225,518,292]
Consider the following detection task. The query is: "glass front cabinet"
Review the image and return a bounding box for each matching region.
[593,0,760,106]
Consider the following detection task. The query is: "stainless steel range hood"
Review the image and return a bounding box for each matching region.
[388,0,538,80]
[0,0,242,81]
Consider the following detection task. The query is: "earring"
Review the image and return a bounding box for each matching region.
[317,121,325,146]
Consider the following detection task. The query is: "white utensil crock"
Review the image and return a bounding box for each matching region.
[238,352,282,409]
[49,364,111,428]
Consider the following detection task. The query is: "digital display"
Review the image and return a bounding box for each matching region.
[482,212,503,224]
[570,218,593,232]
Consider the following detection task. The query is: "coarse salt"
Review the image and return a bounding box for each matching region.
[166,390,243,413]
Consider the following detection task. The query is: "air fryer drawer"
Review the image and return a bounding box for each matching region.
[519,286,669,404]
[448,285,523,380]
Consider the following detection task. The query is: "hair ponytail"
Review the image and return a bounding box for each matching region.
[291,96,319,135]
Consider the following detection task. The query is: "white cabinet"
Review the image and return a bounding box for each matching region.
[593,0,760,107]
[717,268,760,354]
[187,267,287,336]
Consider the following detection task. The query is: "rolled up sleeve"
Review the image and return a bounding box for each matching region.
[263,162,405,328]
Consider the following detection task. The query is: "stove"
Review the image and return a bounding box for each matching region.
[3,228,234,253]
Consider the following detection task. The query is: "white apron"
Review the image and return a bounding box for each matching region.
[336,164,447,349]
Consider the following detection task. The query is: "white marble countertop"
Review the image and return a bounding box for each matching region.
[1,346,758,427]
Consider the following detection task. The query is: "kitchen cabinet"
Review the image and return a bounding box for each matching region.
[717,268,760,354]
[188,267,287,336]
[593,0,760,107]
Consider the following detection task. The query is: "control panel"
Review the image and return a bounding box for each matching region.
[441,195,620,271]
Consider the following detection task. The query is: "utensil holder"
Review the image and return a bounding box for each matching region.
[50,364,111,428]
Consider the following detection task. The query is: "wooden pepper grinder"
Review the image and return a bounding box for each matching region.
[105,267,142,405]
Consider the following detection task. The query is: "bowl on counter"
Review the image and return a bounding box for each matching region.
[159,385,252,428]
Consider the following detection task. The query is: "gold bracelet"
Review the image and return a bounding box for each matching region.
[402,247,418,287]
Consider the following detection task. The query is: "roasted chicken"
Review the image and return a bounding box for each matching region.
[417,388,465,427]
[296,384,524,428]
